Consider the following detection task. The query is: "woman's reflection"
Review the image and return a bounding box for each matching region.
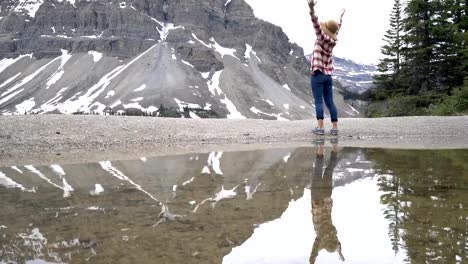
[310,139,344,263]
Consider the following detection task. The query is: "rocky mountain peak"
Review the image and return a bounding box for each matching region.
[0,0,361,119]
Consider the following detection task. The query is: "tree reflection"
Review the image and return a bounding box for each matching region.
[371,149,468,264]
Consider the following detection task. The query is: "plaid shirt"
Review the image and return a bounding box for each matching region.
[310,11,342,76]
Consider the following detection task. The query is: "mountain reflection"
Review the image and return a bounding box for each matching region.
[0,147,466,263]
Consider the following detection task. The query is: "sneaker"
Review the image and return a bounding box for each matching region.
[330,128,338,136]
[312,127,325,135]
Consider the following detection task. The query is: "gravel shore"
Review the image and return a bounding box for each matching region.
[1,115,467,166]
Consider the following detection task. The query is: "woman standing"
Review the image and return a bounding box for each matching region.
[309,0,345,136]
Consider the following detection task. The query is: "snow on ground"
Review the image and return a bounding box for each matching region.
[206,71,223,95]
[174,98,203,119]
[211,38,239,59]
[347,103,360,114]
[192,33,211,48]
[250,107,289,121]
[110,100,121,108]
[90,102,107,113]
[40,35,72,39]
[191,34,239,59]
[0,73,22,89]
[45,70,64,89]
[221,96,245,119]
[105,90,115,99]
[0,54,32,74]
[122,102,158,113]
[39,87,68,113]
[131,97,144,102]
[262,99,274,106]
[133,84,146,92]
[174,98,201,111]
[56,0,76,7]
[158,23,184,42]
[15,98,35,114]
[45,49,72,89]
[181,60,195,68]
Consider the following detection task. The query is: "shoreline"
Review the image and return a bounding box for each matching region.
[1,115,467,166]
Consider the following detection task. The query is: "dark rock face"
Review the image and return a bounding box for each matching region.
[0,0,357,119]
[0,0,161,58]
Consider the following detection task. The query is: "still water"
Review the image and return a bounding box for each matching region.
[0,145,467,264]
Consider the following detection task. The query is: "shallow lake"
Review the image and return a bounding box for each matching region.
[0,145,467,264]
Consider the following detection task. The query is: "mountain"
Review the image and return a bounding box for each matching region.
[305,54,377,95]
[333,57,377,95]
[0,0,360,119]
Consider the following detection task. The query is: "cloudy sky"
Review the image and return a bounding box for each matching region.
[244,0,395,65]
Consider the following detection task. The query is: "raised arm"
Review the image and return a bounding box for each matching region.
[309,0,325,41]
[336,8,345,35]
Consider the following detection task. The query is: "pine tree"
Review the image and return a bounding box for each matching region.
[400,0,440,95]
[401,0,466,94]
[431,0,465,92]
[453,0,468,88]
[373,0,404,99]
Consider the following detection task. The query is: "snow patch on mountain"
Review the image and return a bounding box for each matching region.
[88,51,103,63]
[206,71,246,119]
[245,44,261,62]
[14,0,44,18]
[0,56,60,106]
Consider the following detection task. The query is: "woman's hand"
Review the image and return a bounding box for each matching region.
[308,0,317,12]
[340,8,346,18]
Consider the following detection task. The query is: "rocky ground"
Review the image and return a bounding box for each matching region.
[0,115,467,166]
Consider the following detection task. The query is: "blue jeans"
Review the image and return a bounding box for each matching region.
[311,70,338,122]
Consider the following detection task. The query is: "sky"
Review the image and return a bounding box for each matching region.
[244,0,395,65]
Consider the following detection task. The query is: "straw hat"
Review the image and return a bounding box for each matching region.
[320,20,339,41]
